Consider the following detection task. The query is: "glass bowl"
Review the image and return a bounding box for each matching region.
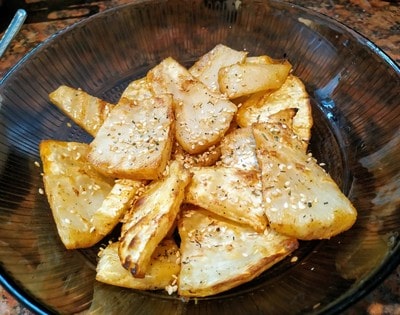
[0,0,399,314]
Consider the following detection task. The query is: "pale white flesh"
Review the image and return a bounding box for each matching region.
[178,208,298,297]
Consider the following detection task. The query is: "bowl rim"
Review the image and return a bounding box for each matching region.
[0,0,399,314]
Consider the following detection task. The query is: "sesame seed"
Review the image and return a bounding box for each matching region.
[165,284,178,295]
[313,303,321,309]
[298,201,306,209]
[283,202,289,208]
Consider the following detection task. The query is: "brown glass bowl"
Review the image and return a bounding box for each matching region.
[0,0,399,314]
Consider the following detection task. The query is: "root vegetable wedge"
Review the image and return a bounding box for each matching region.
[49,85,114,137]
[88,94,174,180]
[185,166,267,232]
[220,109,297,171]
[245,55,291,66]
[119,161,191,278]
[147,57,237,154]
[39,140,114,249]
[219,126,259,171]
[237,75,313,145]
[218,63,292,99]
[252,122,357,240]
[189,44,247,92]
[119,77,154,102]
[178,208,298,297]
[96,239,180,290]
[92,179,146,236]
[172,141,221,168]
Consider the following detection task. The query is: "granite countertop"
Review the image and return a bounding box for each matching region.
[0,0,399,314]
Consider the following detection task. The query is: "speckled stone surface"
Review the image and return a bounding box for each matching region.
[0,0,399,314]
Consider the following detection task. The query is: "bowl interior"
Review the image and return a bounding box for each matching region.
[0,0,399,314]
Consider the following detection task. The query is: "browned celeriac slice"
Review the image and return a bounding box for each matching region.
[49,85,114,137]
[185,166,267,232]
[39,140,114,249]
[245,55,292,66]
[96,239,180,291]
[49,84,151,239]
[189,44,247,91]
[178,207,298,297]
[218,62,292,99]
[219,109,297,172]
[119,77,154,102]
[230,90,266,112]
[91,179,146,236]
[147,57,237,154]
[88,94,174,180]
[119,161,191,278]
[171,141,221,169]
[219,126,259,171]
[237,75,313,145]
[253,122,357,240]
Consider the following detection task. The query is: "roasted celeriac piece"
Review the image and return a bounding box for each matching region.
[96,239,180,290]
[40,140,114,249]
[189,44,247,91]
[92,179,146,236]
[185,166,267,232]
[88,94,174,180]
[49,85,114,137]
[245,55,291,66]
[218,62,292,99]
[48,84,147,239]
[178,207,298,297]
[172,141,221,169]
[219,108,297,172]
[49,78,155,138]
[237,74,313,145]
[119,161,191,278]
[253,121,357,240]
[119,77,154,102]
[147,57,237,154]
[219,126,259,171]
